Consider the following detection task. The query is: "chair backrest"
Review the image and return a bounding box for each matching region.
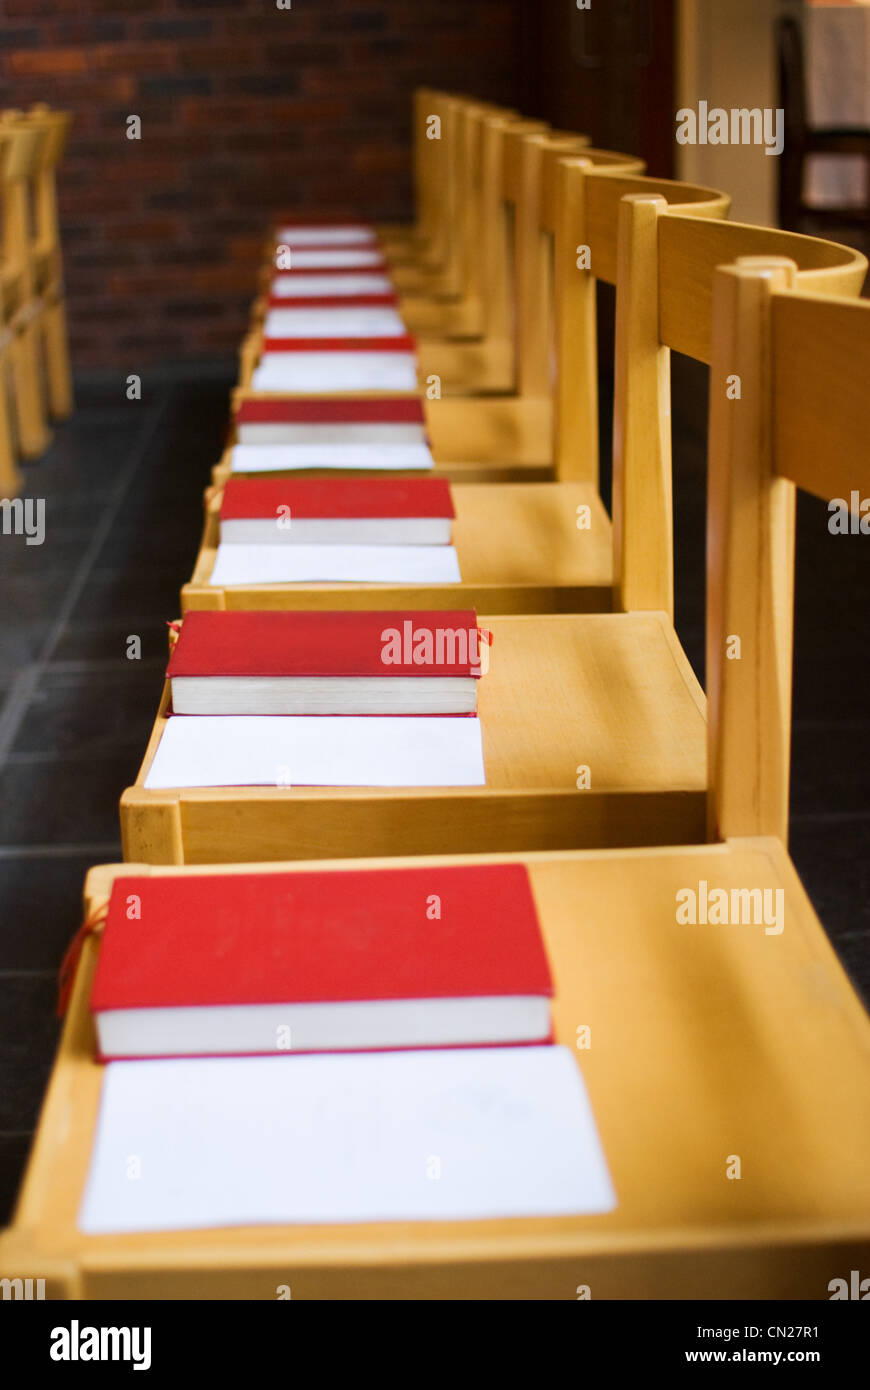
[422,93,514,297]
[707,260,870,845]
[25,105,71,266]
[447,98,520,318]
[507,129,592,398]
[615,201,865,618]
[495,132,643,401]
[0,114,46,293]
[553,160,731,507]
[464,114,550,359]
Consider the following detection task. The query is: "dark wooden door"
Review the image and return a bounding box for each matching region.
[519,0,676,176]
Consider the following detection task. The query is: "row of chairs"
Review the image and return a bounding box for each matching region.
[2,91,870,1298]
[0,105,74,497]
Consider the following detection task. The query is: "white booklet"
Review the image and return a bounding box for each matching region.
[264,308,407,338]
[280,248,384,269]
[251,352,418,393]
[143,713,485,788]
[78,1046,616,1233]
[270,273,393,298]
[228,442,434,473]
[275,225,376,245]
[209,542,460,586]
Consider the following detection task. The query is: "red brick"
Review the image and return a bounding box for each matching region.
[14,0,522,365]
[8,47,88,75]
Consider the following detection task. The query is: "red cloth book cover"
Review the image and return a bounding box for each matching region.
[165,610,483,679]
[267,293,399,308]
[90,865,553,1011]
[220,477,454,521]
[261,335,416,354]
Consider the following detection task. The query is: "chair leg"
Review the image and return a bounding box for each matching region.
[0,350,21,498]
[11,314,51,458]
[43,293,74,419]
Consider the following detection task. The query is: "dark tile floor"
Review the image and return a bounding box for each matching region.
[0,359,867,1227]
[0,370,232,1223]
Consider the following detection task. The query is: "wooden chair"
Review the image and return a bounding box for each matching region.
[10,267,870,1298]
[385,92,512,299]
[128,211,866,866]
[399,111,558,360]
[0,112,52,459]
[777,15,870,231]
[24,104,73,420]
[191,173,739,612]
[265,91,495,300]
[375,87,449,261]
[251,110,565,398]
[228,158,713,485]
[0,128,21,497]
[404,127,638,397]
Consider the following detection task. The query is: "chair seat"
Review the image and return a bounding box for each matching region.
[416,336,516,393]
[120,611,707,864]
[400,293,484,339]
[187,481,613,614]
[5,836,868,1298]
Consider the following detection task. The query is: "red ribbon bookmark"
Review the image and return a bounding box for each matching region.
[57,905,108,1018]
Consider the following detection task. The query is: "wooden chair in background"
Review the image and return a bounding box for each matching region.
[0,126,21,497]
[0,111,52,461]
[375,87,448,262]
[777,15,870,231]
[13,263,870,1298]
[26,104,73,421]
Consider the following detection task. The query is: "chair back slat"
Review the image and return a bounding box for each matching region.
[610,203,866,619]
[584,173,730,287]
[659,216,867,363]
[772,291,870,505]
[554,164,729,506]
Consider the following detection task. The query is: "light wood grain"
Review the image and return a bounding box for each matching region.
[659,214,867,363]
[5,836,869,1298]
[0,115,51,458]
[612,195,673,617]
[25,105,73,420]
[706,261,798,844]
[584,171,731,287]
[772,290,870,501]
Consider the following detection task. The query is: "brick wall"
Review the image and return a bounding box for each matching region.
[0,0,522,367]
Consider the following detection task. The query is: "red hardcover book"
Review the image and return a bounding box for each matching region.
[90,864,553,1058]
[166,609,486,715]
[260,335,416,354]
[234,395,427,445]
[220,476,453,520]
[267,293,399,308]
